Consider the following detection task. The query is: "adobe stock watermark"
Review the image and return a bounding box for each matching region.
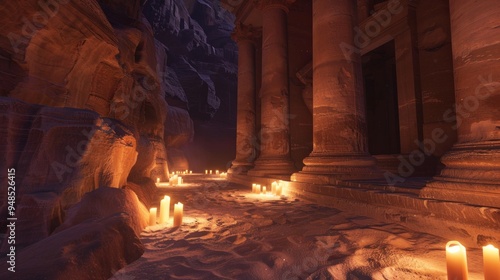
[281,241,335,280]
[340,0,403,61]
[384,74,499,185]
[8,0,71,54]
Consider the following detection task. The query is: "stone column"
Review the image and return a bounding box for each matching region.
[292,0,381,184]
[357,0,371,23]
[421,0,500,207]
[247,0,296,178]
[228,23,261,175]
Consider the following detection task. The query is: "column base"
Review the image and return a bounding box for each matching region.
[247,156,296,178]
[291,153,383,184]
[420,141,500,208]
[228,160,254,175]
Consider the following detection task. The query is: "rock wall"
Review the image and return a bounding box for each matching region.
[144,0,237,171]
[0,0,170,277]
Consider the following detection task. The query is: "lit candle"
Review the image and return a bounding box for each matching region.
[271,181,278,195]
[190,170,192,174]
[159,196,170,224]
[149,207,157,226]
[205,170,208,174]
[483,244,500,280]
[156,177,160,184]
[256,184,261,194]
[446,241,468,280]
[216,170,219,174]
[210,170,212,174]
[173,202,183,227]
[178,176,183,185]
[252,183,256,193]
[262,186,267,195]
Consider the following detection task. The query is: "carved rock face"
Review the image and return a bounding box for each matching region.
[0,0,167,274]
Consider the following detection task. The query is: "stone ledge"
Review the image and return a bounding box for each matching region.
[228,173,500,248]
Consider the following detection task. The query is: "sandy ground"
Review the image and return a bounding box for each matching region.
[111,175,484,280]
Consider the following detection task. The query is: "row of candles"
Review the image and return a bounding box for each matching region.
[446,241,500,279]
[205,170,228,178]
[172,170,192,175]
[149,196,184,227]
[251,181,283,196]
[156,175,183,186]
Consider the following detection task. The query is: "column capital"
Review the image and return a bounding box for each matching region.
[254,0,296,12]
[231,22,262,44]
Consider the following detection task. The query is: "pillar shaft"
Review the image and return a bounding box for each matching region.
[292,0,381,184]
[247,0,296,178]
[229,23,260,174]
[357,0,371,23]
[421,0,500,207]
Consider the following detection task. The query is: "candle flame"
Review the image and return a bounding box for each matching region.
[447,244,461,253]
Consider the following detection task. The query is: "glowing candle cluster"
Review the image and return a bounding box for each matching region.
[171,170,193,175]
[204,169,228,179]
[148,197,184,228]
[445,241,500,280]
[271,181,283,196]
[251,181,285,196]
[252,183,261,193]
[168,175,183,186]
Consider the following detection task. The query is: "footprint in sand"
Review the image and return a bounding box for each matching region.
[273,214,288,225]
[287,234,313,246]
[234,241,265,256]
[217,215,238,227]
[252,218,274,227]
[235,222,253,231]
[223,234,247,245]
[185,231,215,240]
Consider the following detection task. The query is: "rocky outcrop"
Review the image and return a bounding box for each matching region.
[145,0,237,170]
[0,213,144,280]
[0,0,238,276]
[0,97,138,249]
[0,0,170,276]
[0,0,169,181]
[55,187,149,235]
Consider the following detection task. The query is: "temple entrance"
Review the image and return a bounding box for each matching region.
[362,41,400,155]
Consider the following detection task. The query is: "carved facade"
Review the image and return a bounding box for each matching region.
[225,0,500,211]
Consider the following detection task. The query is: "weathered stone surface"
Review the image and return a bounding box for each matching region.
[124,180,158,209]
[164,105,194,171]
[247,2,296,177]
[0,213,144,280]
[421,0,500,206]
[292,0,381,183]
[55,187,149,235]
[144,0,237,120]
[144,0,237,170]
[0,97,140,250]
[228,23,259,174]
[0,0,169,181]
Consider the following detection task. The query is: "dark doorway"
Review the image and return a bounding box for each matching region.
[362,41,400,155]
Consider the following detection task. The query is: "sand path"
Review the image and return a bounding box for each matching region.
[111,176,483,280]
